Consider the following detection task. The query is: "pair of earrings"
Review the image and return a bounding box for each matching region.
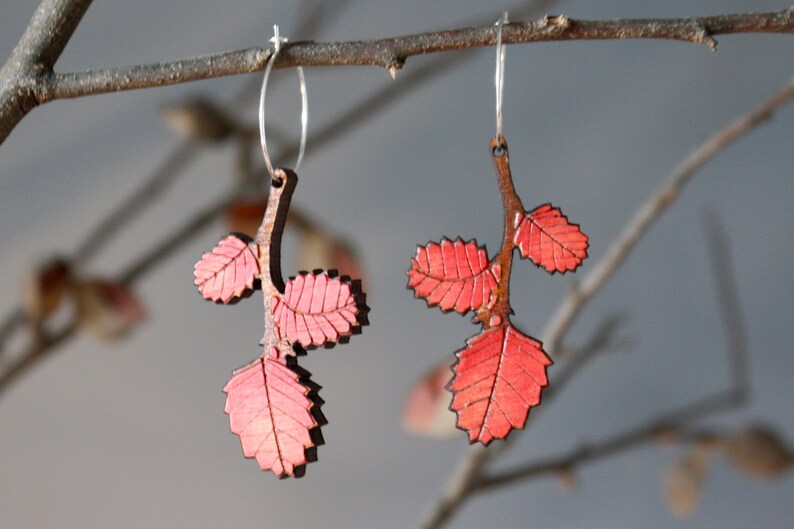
[195,16,588,478]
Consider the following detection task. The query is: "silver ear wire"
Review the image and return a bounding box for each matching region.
[259,25,308,177]
[494,12,508,142]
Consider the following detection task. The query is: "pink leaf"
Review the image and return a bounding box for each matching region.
[272,271,363,348]
[407,238,500,314]
[513,204,588,273]
[194,234,260,303]
[449,324,552,445]
[223,356,320,478]
[403,359,458,439]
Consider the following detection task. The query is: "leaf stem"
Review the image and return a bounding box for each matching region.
[479,137,525,328]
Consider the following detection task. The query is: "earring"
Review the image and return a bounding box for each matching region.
[193,26,368,478]
[406,13,588,445]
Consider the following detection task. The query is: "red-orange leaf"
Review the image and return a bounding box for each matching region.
[513,204,588,273]
[272,271,361,348]
[449,325,551,445]
[407,238,500,314]
[194,234,260,303]
[223,355,319,478]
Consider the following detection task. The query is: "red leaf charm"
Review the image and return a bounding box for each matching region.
[223,356,320,478]
[513,204,588,273]
[199,169,367,476]
[449,325,552,445]
[272,271,362,348]
[194,234,260,303]
[407,238,500,314]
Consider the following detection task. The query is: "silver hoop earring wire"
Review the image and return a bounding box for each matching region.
[259,25,308,177]
[494,12,508,142]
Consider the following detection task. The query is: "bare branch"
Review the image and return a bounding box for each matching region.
[0,0,93,141]
[545,313,629,399]
[0,308,25,355]
[475,422,715,492]
[2,9,791,145]
[417,444,489,529]
[0,324,77,396]
[415,73,794,529]
[39,10,794,103]
[75,143,199,262]
[9,0,92,68]
[542,73,794,356]
[702,210,751,401]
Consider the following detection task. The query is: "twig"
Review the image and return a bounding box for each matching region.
[39,10,794,100]
[118,187,246,286]
[542,73,794,357]
[0,325,77,396]
[545,313,628,399]
[475,422,713,492]
[0,186,248,397]
[702,210,751,400]
[0,0,93,142]
[0,309,24,355]
[39,9,794,102]
[2,9,793,145]
[475,210,753,492]
[75,143,199,262]
[415,73,794,529]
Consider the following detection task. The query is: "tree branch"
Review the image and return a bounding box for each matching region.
[415,73,794,529]
[702,210,751,401]
[38,10,794,104]
[1,8,791,146]
[0,0,92,142]
[475,422,711,492]
[8,0,93,68]
[542,73,794,356]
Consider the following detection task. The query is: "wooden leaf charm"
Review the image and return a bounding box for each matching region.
[449,324,551,445]
[223,355,320,478]
[196,168,367,477]
[513,204,588,274]
[407,238,500,314]
[273,271,362,348]
[406,136,587,445]
[194,234,260,303]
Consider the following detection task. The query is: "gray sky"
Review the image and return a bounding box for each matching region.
[1,1,792,528]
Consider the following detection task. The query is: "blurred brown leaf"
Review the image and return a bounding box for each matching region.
[722,426,793,480]
[556,467,577,493]
[663,444,712,517]
[21,258,73,323]
[403,360,457,439]
[76,280,146,341]
[160,98,236,143]
[298,225,365,285]
[225,199,265,238]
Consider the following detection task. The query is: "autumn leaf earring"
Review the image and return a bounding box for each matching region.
[406,13,589,445]
[193,25,368,478]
